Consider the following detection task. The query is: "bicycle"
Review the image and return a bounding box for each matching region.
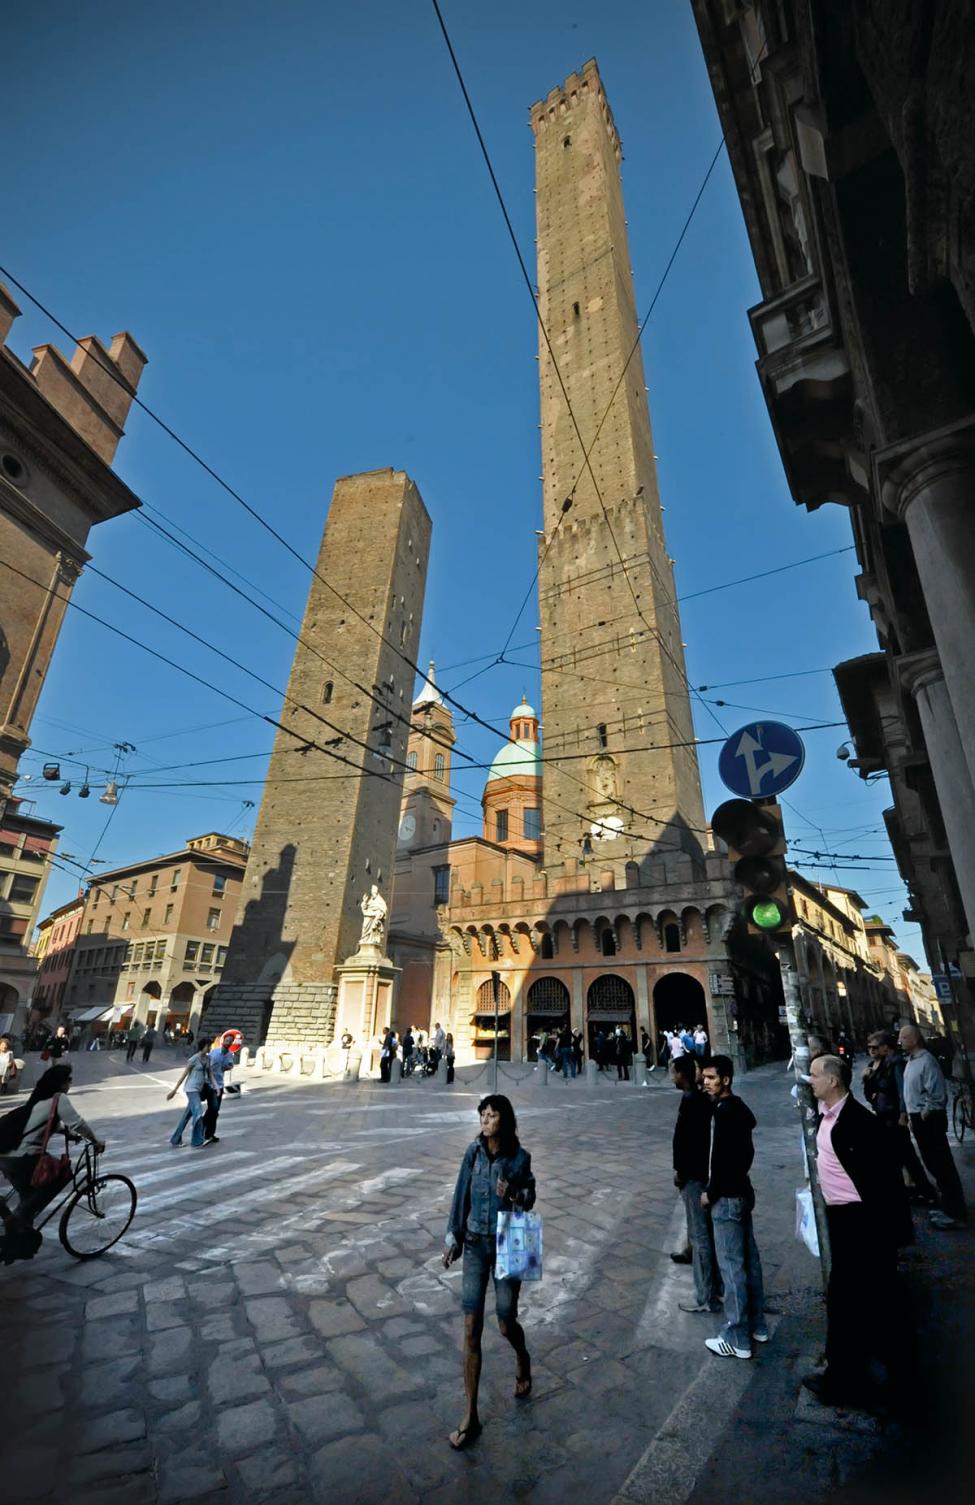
[951,1080,973,1144]
[1,1134,137,1261]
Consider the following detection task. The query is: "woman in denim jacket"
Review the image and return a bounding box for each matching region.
[441,1094,535,1449]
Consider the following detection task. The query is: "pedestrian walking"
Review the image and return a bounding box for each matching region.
[670,1055,721,1314]
[48,1026,69,1061]
[431,1022,446,1071]
[803,1053,912,1406]
[124,1019,143,1062]
[203,1036,235,1142]
[557,1024,576,1080]
[669,1029,686,1061]
[445,1032,455,1084]
[862,1030,936,1203]
[898,1024,968,1228]
[167,1035,215,1149]
[401,1027,416,1076]
[572,1030,584,1076]
[640,1028,652,1068]
[0,1039,18,1096]
[615,1027,632,1081]
[379,1029,397,1083]
[140,1026,157,1065]
[442,1094,535,1450]
[594,1028,607,1072]
[693,1025,709,1059]
[700,1055,768,1359]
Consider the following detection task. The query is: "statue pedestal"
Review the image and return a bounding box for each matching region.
[333,944,400,1059]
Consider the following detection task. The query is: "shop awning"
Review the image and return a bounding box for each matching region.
[72,1006,110,1023]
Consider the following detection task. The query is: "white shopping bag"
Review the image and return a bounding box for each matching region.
[496,1209,543,1281]
[795,1186,820,1258]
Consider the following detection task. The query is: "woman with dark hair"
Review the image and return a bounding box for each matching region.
[0,1063,105,1231]
[441,1094,536,1450]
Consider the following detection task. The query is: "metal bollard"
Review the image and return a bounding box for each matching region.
[534,1059,549,1088]
[586,1060,600,1088]
[343,1048,362,1084]
[633,1060,647,1087]
[391,1058,403,1084]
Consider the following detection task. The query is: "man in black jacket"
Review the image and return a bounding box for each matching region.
[701,1056,767,1359]
[671,1055,720,1313]
[805,1053,912,1406]
[862,1030,935,1203]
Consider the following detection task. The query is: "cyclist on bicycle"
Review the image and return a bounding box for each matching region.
[0,1064,105,1237]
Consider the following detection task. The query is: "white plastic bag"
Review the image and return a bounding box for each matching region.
[495,1209,543,1280]
[795,1186,820,1257]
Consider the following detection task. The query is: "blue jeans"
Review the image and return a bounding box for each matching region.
[560,1048,576,1079]
[170,1089,206,1147]
[711,1196,766,1350]
[681,1180,720,1308]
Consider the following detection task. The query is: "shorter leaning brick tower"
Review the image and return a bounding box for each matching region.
[203,469,431,1045]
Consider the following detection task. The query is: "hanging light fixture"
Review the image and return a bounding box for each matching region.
[42,763,61,781]
[59,782,72,795]
[99,781,119,806]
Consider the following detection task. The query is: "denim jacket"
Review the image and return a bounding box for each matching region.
[444,1137,536,1250]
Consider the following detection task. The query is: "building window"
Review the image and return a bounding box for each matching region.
[9,873,39,903]
[207,908,220,931]
[322,681,334,704]
[563,135,571,147]
[540,932,554,959]
[664,923,681,953]
[170,869,182,892]
[185,941,199,962]
[141,908,151,928]
[126,981,135,1000]
[600,928,617,957]
[597,723,608,749]
[434,866,450,905]
[86,920,94,936]
[406,750,418,772]
[496,809,508,842]
[523,808,541,841]
[92,889,100,907]
[434,753,445,781]
[148,875,158,895]
[201,943,215,964]
[216,946,228,967]
[212,874,226,895]
[121,912,131,932]
[573,301,580,318]
[164,904,174,924]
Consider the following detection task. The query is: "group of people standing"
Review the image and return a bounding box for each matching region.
[379,1022,454,1083]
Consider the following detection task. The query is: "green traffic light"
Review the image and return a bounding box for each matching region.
[751,898,787,930]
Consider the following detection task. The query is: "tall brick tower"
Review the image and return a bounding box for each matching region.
[205,469,431,1045]
[530,61,706,866]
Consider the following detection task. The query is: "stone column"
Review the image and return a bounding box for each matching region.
[570,970,585,1037]
[884,432,975,791]
[900,651,975,945]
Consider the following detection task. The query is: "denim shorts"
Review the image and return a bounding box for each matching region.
[461,1233,521,1320]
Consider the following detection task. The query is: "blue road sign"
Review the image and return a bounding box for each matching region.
[931,973,954,1003]
[718,721,806,799]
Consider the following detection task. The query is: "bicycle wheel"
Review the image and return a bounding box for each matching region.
[59,1174,137,1259]
[953,1091,969,1145]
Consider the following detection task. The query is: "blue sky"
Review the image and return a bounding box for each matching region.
[5,1,916,952]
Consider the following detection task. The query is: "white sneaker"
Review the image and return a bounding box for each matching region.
[705,1336,751,1360]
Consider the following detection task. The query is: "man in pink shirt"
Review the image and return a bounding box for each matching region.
[805,1054,911,1407]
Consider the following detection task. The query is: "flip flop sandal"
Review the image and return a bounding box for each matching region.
[515,1359,533,1398]
[448,1423,482,1450]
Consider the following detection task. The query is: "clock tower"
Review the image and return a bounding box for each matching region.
[397,661,456,851]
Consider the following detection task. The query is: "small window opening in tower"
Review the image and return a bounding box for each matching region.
[597,723,608,748]
[434,753,445,781]
[601,928,617,957]
[322,681,334,704]
[541,932,554,959]
[664,923,681,954]
[563,135,571,148]
[573,302,580,318]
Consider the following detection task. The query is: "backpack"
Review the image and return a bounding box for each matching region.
[0,1101,31,1154]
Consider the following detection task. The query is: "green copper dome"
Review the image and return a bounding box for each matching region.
[486,738,542,784]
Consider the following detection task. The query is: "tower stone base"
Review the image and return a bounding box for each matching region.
[201,981,337,1048]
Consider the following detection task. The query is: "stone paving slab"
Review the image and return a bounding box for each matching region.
[4,1060,965,1504]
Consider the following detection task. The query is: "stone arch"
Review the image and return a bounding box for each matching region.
[552,919,573,957]
[525,976,571,1060]
[704,904,729,943]
[473,977,511,1062]
[633,912,654,952]
[681,906,703,944]
[586,973,636,1057]
[652,972,707,1036]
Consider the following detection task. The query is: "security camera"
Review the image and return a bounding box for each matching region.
[836,744,851,761]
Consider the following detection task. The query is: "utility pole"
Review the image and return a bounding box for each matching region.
[777,937,832,1288]
[491,969,501,1094]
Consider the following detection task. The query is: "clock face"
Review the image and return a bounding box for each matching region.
[398,812,417,845]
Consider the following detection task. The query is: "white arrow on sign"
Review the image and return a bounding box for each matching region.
[735,729,798,797]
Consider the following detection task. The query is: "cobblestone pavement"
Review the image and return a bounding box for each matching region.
[0,1054,856,1504]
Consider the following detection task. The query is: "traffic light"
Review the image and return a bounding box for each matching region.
[711,797,792,936]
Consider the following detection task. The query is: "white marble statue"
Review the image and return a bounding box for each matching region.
[358,884,388,949]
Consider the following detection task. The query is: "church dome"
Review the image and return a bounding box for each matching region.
[486,738,542,784]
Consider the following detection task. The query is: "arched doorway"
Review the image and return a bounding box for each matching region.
[167,980,195,1038]
[525,977,570,1061]
[586,974,636,1057]
[0,982,20,1033]
[653,972,707,1041]
[473,978,511,1061]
